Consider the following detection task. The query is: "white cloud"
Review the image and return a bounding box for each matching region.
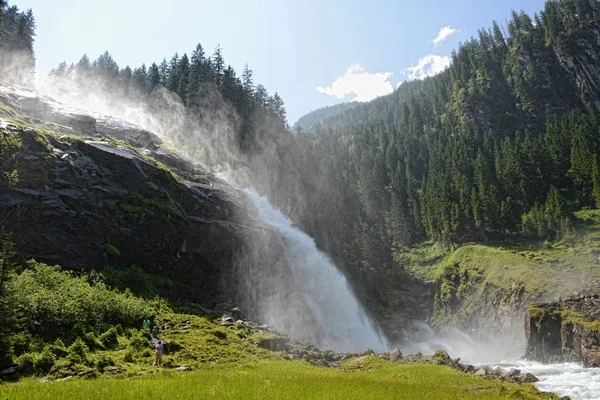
[406,55,451,80]
[433,26,458,46]
[316,64,394,102]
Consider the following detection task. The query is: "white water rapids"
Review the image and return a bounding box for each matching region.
[243,188,388,353]
[488,361,600,400]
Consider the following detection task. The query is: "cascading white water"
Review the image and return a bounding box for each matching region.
[488,360,600,400]
[243,188,388,353]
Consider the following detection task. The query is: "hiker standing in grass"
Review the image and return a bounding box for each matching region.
[153,341,164,367]
[152,326,159,338]
[143,318,151,331]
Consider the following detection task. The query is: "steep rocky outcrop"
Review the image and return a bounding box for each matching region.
[525,296,600,367]
[0,84,326,345]
[555,28,600,109]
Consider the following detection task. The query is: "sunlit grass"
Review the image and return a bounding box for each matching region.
[0,361,553,400]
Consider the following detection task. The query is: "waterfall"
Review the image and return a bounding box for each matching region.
[242,188,388,353]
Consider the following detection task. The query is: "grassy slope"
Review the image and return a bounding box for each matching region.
[1,361,553,400]
[403,210,600,325]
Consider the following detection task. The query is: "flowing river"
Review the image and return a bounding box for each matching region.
[489,360,600,400]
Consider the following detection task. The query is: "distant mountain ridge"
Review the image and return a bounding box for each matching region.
[293,102,361,132]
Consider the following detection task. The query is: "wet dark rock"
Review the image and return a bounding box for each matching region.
[523,373,539,383]
[231,307,245,321]
[506,368,521,378]
[258,337,292,352]
[0,366,19,379]
[525,297,600,367]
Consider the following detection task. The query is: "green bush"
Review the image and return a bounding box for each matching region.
[11,331,33,357]
[16,352,35,375]
[83,332,102,351]
[99,327,119,350]
[123,348,136,363]
[9,261,154,343]
[67,338,89,364]
[33,348,55,375]
[16,349,54,375]
[128,330,150,351]
[104,242,121,257]
[95,355,115,372]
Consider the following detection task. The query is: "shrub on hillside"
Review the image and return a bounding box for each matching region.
[99,327,119,350]
[67,338,89,364]
[9,261,155,344]
[16,348,55,375]
[95,355,115,372]
[128,330,150,351]
[83,332,102,351]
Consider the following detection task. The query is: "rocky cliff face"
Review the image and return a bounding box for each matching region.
[555,29,600,109]
[525,296,600,367]
[0,84,326,344]
[437,284,531,356]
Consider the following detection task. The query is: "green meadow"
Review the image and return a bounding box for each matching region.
[1,360,555,400]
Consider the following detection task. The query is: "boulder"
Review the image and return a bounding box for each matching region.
[506,368,521,378]
[360,348,375,356]
[314,359,330,368]
[0,366,19,378]
[523,373,539,383]
[475,368,488,376]
[231,307,245,321]
[389,348,403,362]
[433,349,453,365]
[462,364,475,373]
[258,338,291,352]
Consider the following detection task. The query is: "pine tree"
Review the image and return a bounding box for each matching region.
[176,53,190,103]
[148,62,161,89]
[186,43,205,105]
[158,58,169,84]
[132,64,148,93]
[166,53,180,92]
[211,44,225,86]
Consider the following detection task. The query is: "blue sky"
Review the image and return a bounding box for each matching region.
[13,0,547,123]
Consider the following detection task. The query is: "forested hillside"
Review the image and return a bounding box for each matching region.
[293,102,360,132]
[275,0,600,285]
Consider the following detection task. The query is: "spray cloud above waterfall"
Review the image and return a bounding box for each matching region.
[32,47,289,194]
